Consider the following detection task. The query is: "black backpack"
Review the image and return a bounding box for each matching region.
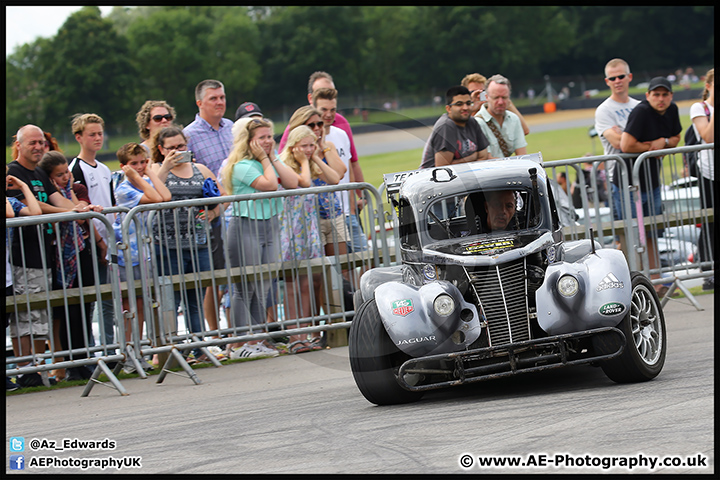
[682,101,711,177]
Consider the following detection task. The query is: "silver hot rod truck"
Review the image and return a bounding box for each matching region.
[349,154,666,405]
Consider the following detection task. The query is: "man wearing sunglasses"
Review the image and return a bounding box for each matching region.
[420,85,490,169]
[595,58,640,188]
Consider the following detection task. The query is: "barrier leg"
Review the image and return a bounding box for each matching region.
[124,344,148,379]
[156,347,202,385]
[661,279,704,311]
[81,359,129,397]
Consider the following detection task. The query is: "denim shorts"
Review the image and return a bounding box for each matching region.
[611,183,663,220]
[345,214,369,253]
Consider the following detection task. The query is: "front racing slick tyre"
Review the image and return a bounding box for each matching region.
[348,299,424,405]
[595,272,666,383]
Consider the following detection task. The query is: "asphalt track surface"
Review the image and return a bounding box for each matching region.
[5,293,714,474]
[353,100,696,157]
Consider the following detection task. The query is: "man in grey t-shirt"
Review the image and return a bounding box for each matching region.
[420,86,490,169]
[594,58,640,185]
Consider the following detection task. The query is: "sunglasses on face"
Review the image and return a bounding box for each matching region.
[448,101,474,107]
[307,121,324,129]
[606,75,627,82]
[152,113,173,122]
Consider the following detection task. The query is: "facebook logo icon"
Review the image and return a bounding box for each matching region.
[10,437,25,452]
[10,455,25,470]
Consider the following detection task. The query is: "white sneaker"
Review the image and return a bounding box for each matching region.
[230,344,267,360]
[254,342,280,358]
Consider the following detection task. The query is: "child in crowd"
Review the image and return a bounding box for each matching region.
[113,143,172,373]
[38,151,103,382]
[69,113,116,347]
[279,124,343,353]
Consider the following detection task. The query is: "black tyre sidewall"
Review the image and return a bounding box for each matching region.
[348,299,423,405]
[598,271,667,383]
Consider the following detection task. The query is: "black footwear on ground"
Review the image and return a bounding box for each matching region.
[17,372,43,388]
[65,367,92,382]
[6,377,20,391]
[702,276,714,291]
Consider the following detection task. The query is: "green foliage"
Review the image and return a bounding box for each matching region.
[6,38,52,142]
[4,6,714,145]
[42,6,138,135]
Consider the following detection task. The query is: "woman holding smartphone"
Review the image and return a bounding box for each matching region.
[150,126,220,339]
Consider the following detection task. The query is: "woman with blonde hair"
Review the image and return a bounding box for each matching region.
[221,117,298,359]
[285,105,347,255]
[278,124,343,353]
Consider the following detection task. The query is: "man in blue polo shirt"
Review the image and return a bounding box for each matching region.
[183,79,234,345]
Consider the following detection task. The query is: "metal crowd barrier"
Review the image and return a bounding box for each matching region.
[6,209,129,395]
[630,143,714,307]
[113,182,389,386]
[542,145,713,309]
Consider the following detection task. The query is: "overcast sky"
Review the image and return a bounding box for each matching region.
[5,6,115,57]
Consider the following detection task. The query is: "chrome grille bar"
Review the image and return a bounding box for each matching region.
[468,259,530,347]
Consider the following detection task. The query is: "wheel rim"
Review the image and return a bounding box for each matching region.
[630,284,663,365]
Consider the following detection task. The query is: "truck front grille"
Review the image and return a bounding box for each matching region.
[467,259,531,347]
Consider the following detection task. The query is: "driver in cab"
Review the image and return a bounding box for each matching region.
[485,190,517,231]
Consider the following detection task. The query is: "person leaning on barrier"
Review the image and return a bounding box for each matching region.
[5,164,41,391]
[288,105,349,328]
[420,85,491,169]
[620,77,682,295]
[279,124,344,353]
[220,117,299,359]
[150,126,221,359]
[595,58,641,209]
[10,130,62,162]
[38,151,104,382]
[6,125,77,388]
[113,142,171,373]
[690,68,715,291]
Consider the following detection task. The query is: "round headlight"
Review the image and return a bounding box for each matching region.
[433,294,456,316]
[558,275,579,297]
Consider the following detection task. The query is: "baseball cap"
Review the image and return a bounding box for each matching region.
[235,102,263,121]
[647,77,673,93]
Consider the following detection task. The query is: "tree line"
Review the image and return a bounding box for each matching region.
[5,5,714,144]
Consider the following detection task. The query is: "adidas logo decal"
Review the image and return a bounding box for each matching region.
[597,273,624,292]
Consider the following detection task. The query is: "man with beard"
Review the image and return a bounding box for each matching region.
[420,86,491,168]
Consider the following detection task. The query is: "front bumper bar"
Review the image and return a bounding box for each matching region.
[397,327,625,392]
